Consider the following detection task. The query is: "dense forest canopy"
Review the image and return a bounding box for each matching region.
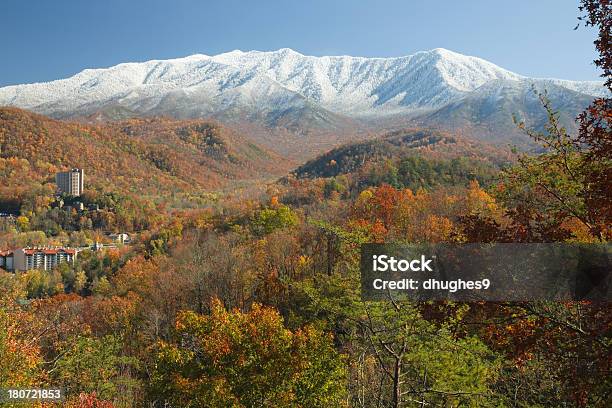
[0,1,610,407]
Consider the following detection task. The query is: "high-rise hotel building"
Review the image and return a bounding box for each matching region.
[56,168,84,196]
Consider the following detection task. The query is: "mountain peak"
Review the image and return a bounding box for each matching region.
[276,47,303,55]
[429,47,458,56]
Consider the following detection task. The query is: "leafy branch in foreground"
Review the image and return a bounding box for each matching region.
[499,90,609,242]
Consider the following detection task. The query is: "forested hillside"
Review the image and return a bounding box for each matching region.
[0,2,610,407]
[0,108,289,210]
[295,128,512,178]
[292,129,513,194]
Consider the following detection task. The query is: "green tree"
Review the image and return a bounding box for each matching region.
[21,269,63,298]
[292,222,500,407]
[53,335,140,404]
[251,205,298,236]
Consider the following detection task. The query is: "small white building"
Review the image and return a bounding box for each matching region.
[108,233,131,244]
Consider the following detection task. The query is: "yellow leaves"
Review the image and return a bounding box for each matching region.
[192,212,213,230]
[357,189,374,203]
[298,255,310,267]
[16,215,30,230]
[466,180,498,215]
[560,217,599,243]
[423,215,454,243]
[441,193,460,209]
[0,309,44,387]
[154,300,347,407]
[297,254,313,275]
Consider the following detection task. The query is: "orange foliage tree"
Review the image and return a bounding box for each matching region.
[150,299,347,407]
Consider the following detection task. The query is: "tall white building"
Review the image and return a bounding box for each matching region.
[56,168,84,196]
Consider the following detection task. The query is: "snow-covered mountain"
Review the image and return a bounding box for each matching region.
[0,48,607,147]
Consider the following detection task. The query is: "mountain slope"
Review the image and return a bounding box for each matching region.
[410,79,601,145]
[0,108,289,200]
[294,128,513,179]
[2,48,604,118]
[0,48,607,156]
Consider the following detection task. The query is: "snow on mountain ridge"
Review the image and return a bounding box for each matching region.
[0,48,606,120]
[204,48,526,115]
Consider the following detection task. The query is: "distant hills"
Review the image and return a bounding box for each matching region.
[293,128,512,180]
[0,108,289,200]
[0,48,606,158]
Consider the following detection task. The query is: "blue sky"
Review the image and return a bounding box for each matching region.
[0,0,602,86]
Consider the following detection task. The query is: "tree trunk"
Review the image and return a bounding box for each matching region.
[392,357,401,408]
[326,233,334,276]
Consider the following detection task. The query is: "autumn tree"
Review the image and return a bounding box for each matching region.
[0,310,43,389]
[497,1,610,242]
[291,221,501,408]
[150,299,347,407]
[251,204,299,236]
[576,0,612,239]
[53,334,141,405]
[63,392,116,408]
[470,4,612,405]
